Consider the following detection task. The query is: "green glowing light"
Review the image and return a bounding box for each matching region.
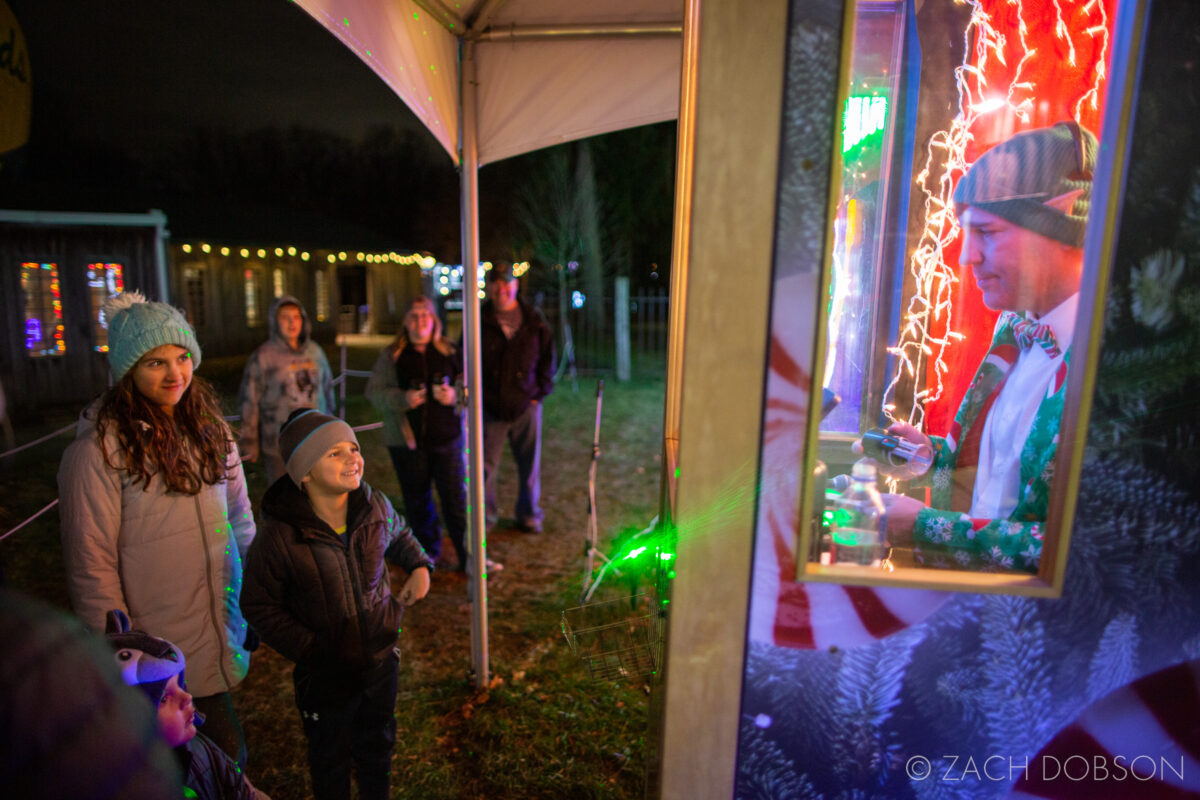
[659,552,675,561]
[623,546,647,561]
[842,95,888,153]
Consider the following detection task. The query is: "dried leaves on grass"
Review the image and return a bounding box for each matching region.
[1,349,665,799]
[238,369,665,799]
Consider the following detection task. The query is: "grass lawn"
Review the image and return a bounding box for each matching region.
[0,344,666,799]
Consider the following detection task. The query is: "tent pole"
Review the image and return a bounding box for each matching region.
[459,37,489,689]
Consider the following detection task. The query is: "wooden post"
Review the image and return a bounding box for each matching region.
[338,338,347,419]
[615,276,631,381]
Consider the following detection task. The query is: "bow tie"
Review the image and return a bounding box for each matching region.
[1012,318,1061,359]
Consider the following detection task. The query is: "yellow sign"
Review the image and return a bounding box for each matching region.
[0,0,31,166]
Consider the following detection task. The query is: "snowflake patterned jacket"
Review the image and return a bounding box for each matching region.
[912,312,1068,573]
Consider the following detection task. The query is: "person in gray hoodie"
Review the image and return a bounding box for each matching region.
[238,295,335,485]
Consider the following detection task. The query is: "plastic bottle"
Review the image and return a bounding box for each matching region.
[829,458,888,566]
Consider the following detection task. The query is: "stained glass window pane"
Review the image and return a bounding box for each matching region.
[21,262,66,358]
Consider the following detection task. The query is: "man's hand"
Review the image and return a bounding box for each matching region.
[879,493,927,548]
[432,383,456,406]
[405,387,426,408]
[852,421,933,481]
[240,444,259,464]
[390,564,430,605]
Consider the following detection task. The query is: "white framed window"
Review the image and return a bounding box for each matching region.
[21,261,66,358]
[86,262,125,352]
[315,269,330,322]
[244,265,262,327]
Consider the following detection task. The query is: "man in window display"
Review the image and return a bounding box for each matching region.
[874,121,1097,572]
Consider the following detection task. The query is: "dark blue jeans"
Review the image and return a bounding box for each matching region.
[482,401,543,528]
[293,651,399,800]
[387,440,467,565]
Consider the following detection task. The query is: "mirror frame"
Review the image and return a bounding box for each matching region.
[793,0,1147,595]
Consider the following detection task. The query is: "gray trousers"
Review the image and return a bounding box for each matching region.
[482,402,543,527]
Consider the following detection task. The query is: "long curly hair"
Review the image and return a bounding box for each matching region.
[96,373,234,494]
[387,295,455,360]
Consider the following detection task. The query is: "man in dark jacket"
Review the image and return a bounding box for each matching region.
[479,262,556,532]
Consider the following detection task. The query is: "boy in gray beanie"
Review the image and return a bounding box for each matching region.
[869,121,1097,573]
[241,408,432,800]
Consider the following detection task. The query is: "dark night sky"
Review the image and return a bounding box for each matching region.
[7,0,429,157]
[1,0,470,253]
[1,0,675,276]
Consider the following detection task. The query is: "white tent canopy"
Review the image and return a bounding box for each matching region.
[292,0,684,687]
[294,0,682,165]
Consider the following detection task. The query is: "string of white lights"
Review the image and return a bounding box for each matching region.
[880,0,1109,433]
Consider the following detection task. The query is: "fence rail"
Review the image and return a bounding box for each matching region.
[541,290,669,378]
[0,287,669,542]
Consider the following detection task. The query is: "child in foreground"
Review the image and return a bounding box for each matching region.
[240,409,433,800]
[104,610,268,799]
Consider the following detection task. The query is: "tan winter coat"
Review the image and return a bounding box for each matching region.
[57,401,256,697]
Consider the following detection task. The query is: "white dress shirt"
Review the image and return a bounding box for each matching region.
[970,293,1079,519]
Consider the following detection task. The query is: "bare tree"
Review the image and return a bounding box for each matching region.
[515,146,584,380]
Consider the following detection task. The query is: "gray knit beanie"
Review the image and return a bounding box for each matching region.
[102,291,203,381]
[953,121,1097,247]
[279,408,359,487]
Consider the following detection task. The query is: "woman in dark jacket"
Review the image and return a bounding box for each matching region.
[365,296,470,569]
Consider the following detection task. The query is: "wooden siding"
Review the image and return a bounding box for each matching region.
[1,221,162,413]
[1,223,431,414]
[169,246,426,357]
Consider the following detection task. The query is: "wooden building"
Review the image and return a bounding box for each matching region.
[168,240,431,358]
[0,209,169,413]
[1,207,434,414]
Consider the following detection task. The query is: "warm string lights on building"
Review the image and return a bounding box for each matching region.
[176,244,528,304]
[428,260,530,300]
[880,0,1110,433]
[179,241,438,269]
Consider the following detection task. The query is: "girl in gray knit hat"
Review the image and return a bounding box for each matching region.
[57,291,257,771]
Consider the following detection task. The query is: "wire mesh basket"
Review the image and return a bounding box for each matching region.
[561,593,665,682]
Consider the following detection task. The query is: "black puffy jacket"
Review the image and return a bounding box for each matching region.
[479,298,556,421]
[178,732,264,799]
[240,480,432,673]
